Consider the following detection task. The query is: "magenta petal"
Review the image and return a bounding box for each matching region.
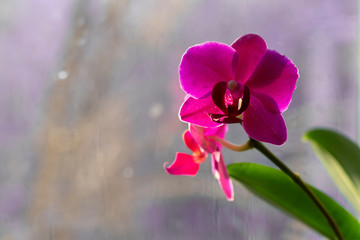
[179,95,222,127]
[189,124,228,153]
[203,124,228,141]
[243,95,287,145]
[179,42,237,98]
[246,50,299,112]
[211,152,217,176]
[212,151,234,201]
[183,130,201,153]
[164,152,200,176]
[231,34,267,84]
[251,91,280,114]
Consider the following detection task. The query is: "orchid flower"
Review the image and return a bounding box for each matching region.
[164,124,234,201]
[164,34,350,240]
[179,34,299,145]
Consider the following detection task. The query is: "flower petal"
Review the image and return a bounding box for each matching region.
[231,34,267,84]
[182,130,201,153]
[179,95,222,127]
[243,95,287,145]
[251,91,280,114]
[245,50,299,112]
[203,124,228,141]
[189,124,228,153]
[164,153,200,176]
[212,151,234,201]
[179,42,237,98]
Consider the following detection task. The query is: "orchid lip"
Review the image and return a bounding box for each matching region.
[209,81,250,124]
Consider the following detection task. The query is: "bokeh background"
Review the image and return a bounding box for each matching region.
[0,0,359,239]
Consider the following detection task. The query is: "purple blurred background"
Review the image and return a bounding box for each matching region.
[0,0,358,239]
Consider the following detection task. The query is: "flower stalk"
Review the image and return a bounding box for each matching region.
[250,139,343,240]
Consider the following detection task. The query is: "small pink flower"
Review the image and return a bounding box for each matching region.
[179,34,299,145]
[165,124,234,201]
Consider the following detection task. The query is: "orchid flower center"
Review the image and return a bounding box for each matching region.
[208,80,250,124]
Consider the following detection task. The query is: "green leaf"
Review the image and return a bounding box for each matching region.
[303,128,360,214]
[227,162,360,239]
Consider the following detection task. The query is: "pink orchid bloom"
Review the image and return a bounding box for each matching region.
[164,124,234,201]
[179,34,299,145]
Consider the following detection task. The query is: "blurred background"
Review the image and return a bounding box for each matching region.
[0,0,358,239]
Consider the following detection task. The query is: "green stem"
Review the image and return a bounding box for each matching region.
[207,135,252,152]
[250,139,343,240]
